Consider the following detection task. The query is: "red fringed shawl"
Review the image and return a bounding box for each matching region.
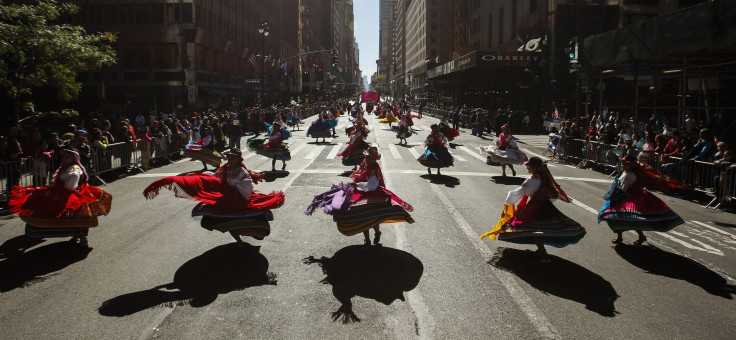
[143,173,284,210]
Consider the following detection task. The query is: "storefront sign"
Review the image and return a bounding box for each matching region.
[479,52,540,66]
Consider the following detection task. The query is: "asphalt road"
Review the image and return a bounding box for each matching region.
[1,110,735,339]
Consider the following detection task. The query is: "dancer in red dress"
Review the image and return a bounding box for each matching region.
[338,121,370,170]
[143,148,284,243]
[9,149,112,247]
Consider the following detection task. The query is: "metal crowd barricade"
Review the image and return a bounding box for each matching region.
[556,138,586,164]
[0,158,53,202]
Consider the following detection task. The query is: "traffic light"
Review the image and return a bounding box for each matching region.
[568,38,578,63]
[331,53,337,67]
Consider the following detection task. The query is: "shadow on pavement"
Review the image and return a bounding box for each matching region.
[420,174,460,188]
[263,171,290,182]
[714,222,736,229]
[491,176,525,185]
[338,170,353,177]
[0,238,91,292]
[98,244,276,317]
[490,247,619,317]
[614,244,735,299]
[303,245,424,323]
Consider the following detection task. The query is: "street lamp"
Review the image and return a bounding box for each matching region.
[258,22,270,107]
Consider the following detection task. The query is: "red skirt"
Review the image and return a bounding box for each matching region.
[143,173,284,211]
[9,183,112,218]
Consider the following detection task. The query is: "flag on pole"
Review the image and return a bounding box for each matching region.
[282,61,288,75]
[553,104,560,119]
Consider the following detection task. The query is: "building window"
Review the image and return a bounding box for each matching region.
[488,14,493,47]
[511,1,517,39]
[134,4,149,24]
[499,7,504,44]
[470,17,480,34]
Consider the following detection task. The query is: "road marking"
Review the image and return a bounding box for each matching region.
[326,143,343,159]
[408,147,421,158]
[690,220,736,240]
[289,143,307,157]
[570,199,601,215]
[243,151,258,160]
[454,154,467,162]
[427,184,559,339]
[381,157,436,339]
[658,232,724,256]
[303,145,323,159]
[458,146,487,162]
[388,144,403,159]
[139,306,175,340]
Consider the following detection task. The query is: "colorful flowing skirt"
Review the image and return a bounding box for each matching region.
[380,116,399,123]
[481,145,527,165]
[144,174,285,240]
[184,142,223,167]
[193,203,273,240]
[246,137,292,161]
[598,190,684,232]
[417,145,454,168]
[10,184,112,238]
[305,183,414,236]
[481,199,586,248]
[338,141,369,166]
[307,120,337,138]
[439,126,460,141]
[393,126,413,139]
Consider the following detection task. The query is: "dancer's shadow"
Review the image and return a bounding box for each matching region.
[448,143,461,149]
[263,171,290,182]
[304,245,424,323]
[98,244,276,317]
[491,176,525,185]
[307,141,337,146]
[614,244,736,299]
[0,235,45,260]
[420,174,460,188]
[713,222,736,229]
[0,239,92,292]
[490,247,619,317]
[338,170,354,177]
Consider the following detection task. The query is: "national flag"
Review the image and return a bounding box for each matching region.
[299,48,308,68]
[553,104,560,119]
[249,52,260,78]
[602,103,609,121]
[282,61,288,75]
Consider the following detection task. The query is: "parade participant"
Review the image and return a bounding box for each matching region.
[184,126,222,171]
[599,155,684,245]
[305,147,414,246]
[417,124,454,175]
[394,110,414,145]
[337,122,370,170]
[438,117,460,142]
[307,111,337,143]
[287,110,304,131]
[481,124,527,176]
[481,157,585,262]
[143,148,284,244]
[9,150,113,248]
[247,122,291,172]
[379,108,399,127]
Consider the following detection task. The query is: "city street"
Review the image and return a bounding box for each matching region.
[1,112,734,340]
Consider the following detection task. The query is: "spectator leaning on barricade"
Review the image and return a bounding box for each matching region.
[713,149,735,204]
[689,128,717,161]
[90,128,109,172]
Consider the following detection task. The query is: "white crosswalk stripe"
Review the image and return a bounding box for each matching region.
[408,146,421,158]
[454,154,468,162]
[388,144,402,159]
[326,143,343,159]
[458,146,487,161]
[303,145,323,159]
[289,143,307,157]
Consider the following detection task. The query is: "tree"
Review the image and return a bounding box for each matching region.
[371,74,387,92]
[0,0,116,124]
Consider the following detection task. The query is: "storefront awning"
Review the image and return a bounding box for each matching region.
[428,50,543,79]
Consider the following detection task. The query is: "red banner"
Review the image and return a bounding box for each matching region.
[361,92,380,103]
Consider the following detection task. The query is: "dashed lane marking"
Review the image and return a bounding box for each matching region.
[289,143,307,157]
[303,145,323,159]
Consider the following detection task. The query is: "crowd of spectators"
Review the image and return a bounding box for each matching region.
[1,98,348,196]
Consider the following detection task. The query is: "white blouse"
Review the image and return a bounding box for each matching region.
[618,171,637,193]
[505,177,541,205]
[58,165,82,191]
